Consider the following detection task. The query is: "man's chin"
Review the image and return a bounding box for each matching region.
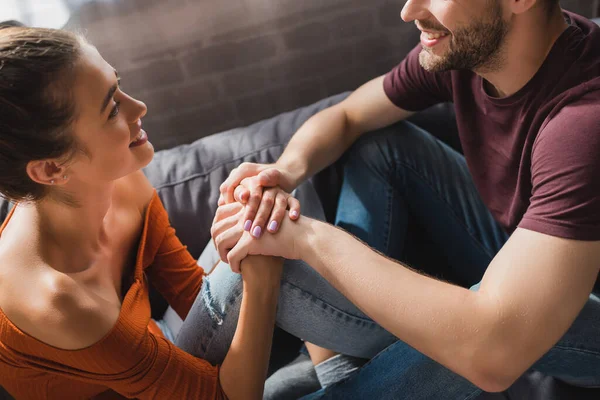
[419,50,448,72]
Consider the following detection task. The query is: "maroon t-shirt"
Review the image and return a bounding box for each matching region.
[384,12,600,244]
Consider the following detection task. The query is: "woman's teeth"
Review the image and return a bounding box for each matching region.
[133,132,143,142]
[426,32,448,40]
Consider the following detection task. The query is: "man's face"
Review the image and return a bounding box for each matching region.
[402,0,511,73]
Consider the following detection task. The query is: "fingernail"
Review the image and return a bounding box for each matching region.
[252,226,262,238]
[244,220,252,231]
[268,221,278,232]
[291,211,299,218]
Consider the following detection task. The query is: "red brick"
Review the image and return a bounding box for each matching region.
[283,22,331,51]
[222,67,269,96]
[235,80,325,123]
[167,102,239,139]
[268,45,355,86]
[138,79,220,117]
[322,66,378,95]
[119,59,185,95]
[330,10,376,41]
[181,35,278,77]
[210,3,343,44]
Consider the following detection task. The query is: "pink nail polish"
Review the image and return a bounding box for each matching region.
[291,211,299,218]
[252,226,262,238]
[268,221,278,232]
[244,220,252,231]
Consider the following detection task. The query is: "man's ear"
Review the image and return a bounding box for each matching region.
[507,0,539,15]
[26,160,68,186]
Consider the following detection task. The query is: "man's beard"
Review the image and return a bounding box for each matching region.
[419,3,510,73]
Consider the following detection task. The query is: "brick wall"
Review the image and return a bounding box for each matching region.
[66,0,595,150]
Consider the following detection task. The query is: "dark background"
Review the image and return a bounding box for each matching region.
[57,0,600,150]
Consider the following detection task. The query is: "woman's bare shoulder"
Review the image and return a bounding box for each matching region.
[0,268,119,351]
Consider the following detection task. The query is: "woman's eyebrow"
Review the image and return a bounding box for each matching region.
[100,70,120,114]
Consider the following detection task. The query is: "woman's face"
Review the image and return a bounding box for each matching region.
[66,44,153,185]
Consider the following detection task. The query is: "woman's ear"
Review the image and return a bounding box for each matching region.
[26,160,68,186]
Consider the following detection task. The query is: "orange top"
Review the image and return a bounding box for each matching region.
[0,192,227,399]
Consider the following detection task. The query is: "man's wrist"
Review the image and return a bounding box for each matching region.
[275,157,308,190]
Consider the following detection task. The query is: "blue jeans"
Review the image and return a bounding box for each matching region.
[175,181,397,364]
[301,122,600,399]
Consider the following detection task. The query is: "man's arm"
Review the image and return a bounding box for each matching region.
[274,75,414,189]
[294,220,600,392]
[224,215,600,392]
[219,76,413,232]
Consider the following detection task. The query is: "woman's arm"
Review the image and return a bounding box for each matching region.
[219,255,283,400]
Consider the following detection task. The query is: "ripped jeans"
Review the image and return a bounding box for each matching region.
[174,181,397,366]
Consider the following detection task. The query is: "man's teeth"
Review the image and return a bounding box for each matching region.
[426,32,448,40]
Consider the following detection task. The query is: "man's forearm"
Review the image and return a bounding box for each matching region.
[276,104,360,189]
[298,218,509,391]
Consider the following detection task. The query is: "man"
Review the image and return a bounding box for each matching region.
[215,0,600,398]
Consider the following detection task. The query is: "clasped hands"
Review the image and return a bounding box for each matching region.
[211,163,302,273]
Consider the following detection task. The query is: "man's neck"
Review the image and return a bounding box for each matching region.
[479,10,569,98]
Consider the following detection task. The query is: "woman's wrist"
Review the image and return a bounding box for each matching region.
[241,257,283,292]
[294,217,322,263]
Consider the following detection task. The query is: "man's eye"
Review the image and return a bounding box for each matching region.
[109,101,121,119]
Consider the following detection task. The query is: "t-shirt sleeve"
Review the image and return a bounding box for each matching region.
[519,92,600,240]
[383,44,453,111]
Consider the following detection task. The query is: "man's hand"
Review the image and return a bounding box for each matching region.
[220,163,297,203]
[219,173,301,238]
[219,163,300,234]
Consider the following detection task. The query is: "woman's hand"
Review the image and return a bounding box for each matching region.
[226,213,304,273]
[219,176,301,237]
[211,201,246,264]
[218,163,300,236]
[212,197,305,273]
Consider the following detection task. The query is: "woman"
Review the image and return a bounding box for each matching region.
[0,26,395,399]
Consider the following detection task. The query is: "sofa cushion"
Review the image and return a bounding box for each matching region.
[142,92,350,259]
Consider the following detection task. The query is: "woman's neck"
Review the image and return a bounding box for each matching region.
[33,182,116,273]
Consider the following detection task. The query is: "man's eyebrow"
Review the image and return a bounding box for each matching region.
[100,70,120,114]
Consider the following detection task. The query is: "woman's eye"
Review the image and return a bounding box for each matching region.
[109,101,121,119]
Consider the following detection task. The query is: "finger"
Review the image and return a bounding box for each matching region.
[220,163,257,203]
[211,212,240,257]
[257,168,282,188]
[242,185,264,231]
[213,202,244,225]
[211,213,241,243]
[218,193,225,206]
[234,185,250,204]
[240,177,254,187]
[227,236,251,274]
[214,223,245,263]
[267,192,288,233]
[288,196,301,220]
[250,189,277,238]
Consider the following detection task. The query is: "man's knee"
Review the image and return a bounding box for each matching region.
[345,121,434,168]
